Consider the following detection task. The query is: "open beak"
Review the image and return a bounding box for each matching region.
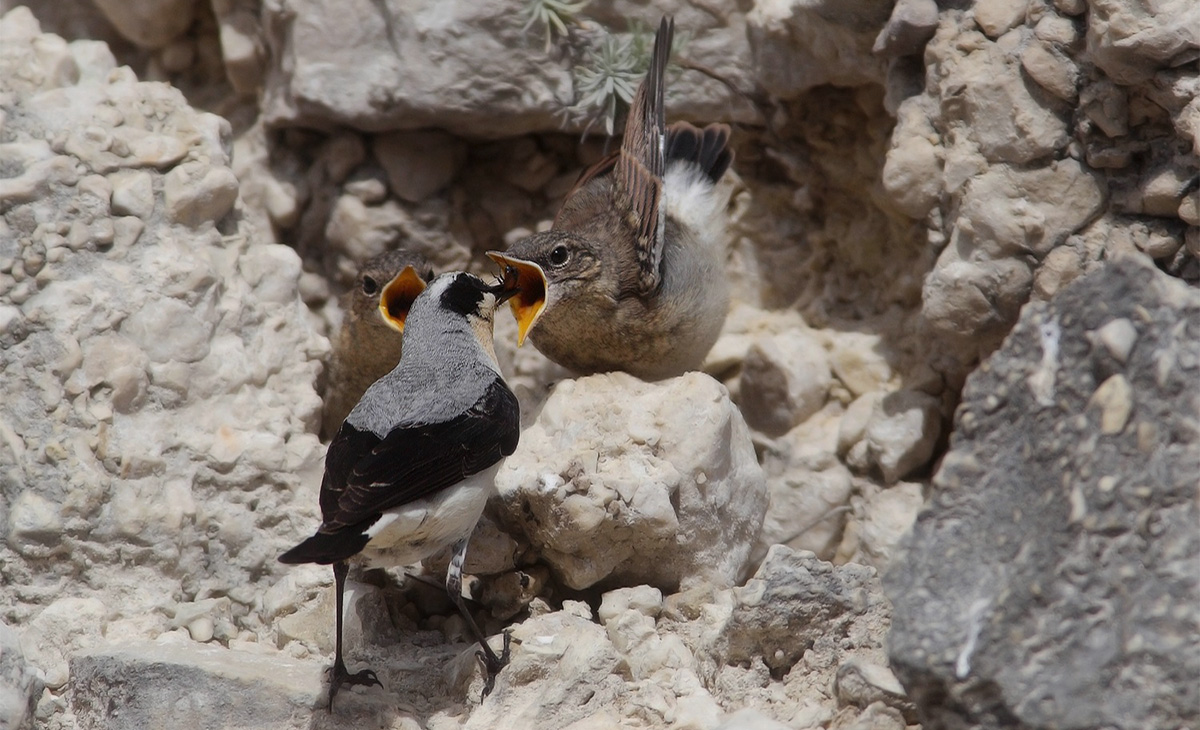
[378,265,427,333]
[486,251,547,347]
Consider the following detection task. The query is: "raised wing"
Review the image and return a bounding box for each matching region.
[614,16,672,296]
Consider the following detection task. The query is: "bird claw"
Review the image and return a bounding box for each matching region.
[476,630,512,699]
[327,663,383,712]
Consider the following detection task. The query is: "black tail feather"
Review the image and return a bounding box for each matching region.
[666,121,733,183]
[279,530,370,565]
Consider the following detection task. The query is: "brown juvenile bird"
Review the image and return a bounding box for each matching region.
[322,249,434,440]
[489,16,734,380]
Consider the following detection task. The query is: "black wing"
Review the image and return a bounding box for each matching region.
[329,378,519,529]
[280,379,519,565]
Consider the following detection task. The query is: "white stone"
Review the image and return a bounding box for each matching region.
[0,621,41,730]
[163,162,239,228]
[829,332,895,398]
[1021,42,1080,101]
[974,0,1026,38]
[738,329,832,436]
[1093,318,1138,363]
[8,491,64,555]
[598,586,664,626]
[373,130,467,203]
[90,0,195,49]
[109,170,155,219]
[492,372,767,591]
[852,390,942,484]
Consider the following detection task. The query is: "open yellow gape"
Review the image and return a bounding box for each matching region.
[378,265,428,333]
[487,252,547,346]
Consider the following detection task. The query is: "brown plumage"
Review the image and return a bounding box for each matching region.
[321,249,433,439]
[489,16,734,380]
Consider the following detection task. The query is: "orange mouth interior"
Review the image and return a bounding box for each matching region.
[378,265,427,333]
[487,252,547,346]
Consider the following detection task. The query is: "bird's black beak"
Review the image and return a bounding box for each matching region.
[491,280,520,306]
[486,252,547,346]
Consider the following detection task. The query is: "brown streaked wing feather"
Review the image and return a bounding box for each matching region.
[615,16,672,297]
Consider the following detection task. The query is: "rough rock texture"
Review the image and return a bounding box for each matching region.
[885,2,1200,372]
[4,0,1197,727]
[0,621,41,730]
[886,256,1200,730]
[490,372,768,592]
[0,5,327,721]
[69,639,324,730]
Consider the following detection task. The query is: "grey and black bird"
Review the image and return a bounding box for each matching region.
[281,271,521,709]
[321,249,434,440]
[489,16,734,380]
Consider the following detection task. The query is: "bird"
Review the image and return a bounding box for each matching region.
[321,249,434,440]
[488,16,734,381]
[280,270,522,709]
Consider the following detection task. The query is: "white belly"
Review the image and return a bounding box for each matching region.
[357,463,500,568]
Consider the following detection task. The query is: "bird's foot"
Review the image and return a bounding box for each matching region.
[326,661,383,712]
[475,630,512,699]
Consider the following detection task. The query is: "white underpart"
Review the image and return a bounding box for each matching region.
[663,162,728,252]
[359,463,501,569]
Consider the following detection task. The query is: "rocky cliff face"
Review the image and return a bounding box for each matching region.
[0,1,1195,729]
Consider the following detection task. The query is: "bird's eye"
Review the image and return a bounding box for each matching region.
[549,245,570,266]
[361,275,379,295]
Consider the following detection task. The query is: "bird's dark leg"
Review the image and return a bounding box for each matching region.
[327,560,382,712]
[446,539,510,698]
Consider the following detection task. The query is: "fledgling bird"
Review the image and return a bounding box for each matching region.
[281,271,521,709]
[489,16,734,381]
[321,249,434,440]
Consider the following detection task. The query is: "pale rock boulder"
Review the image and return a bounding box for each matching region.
[872,0,938,58]
[491,372,768,592]
[0,621,41,730]
[259,0,756,135]
[701,545,895,707]
[931,25,1069,165]
[843,389,941,484]
[952,158,1106,259]
[1085,0,1200,84]
[737,329,832,436]
[748,0,892,94]
[755,410,853,562]
[882,2,1196,377]
[373,130,468,203]
[69,640,325,730]
[835,480,925,570]
[0,9,328,703]
[972,0,1025,39]
[89,0,195,49]
[461,609,626,730]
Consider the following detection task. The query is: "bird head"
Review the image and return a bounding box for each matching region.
[487,231,597,346]
[352,249,434,334]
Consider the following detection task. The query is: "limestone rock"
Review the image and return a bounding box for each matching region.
[0,621,41,730]
[260,0,756,135]
[373,130,468,203]
[872,0,938,58]
[491,372,767,592]
[0,8,328,708]
[69,640,324,730]
[887,257,1200,729]
[737,329,832,436]
[89,0,195,49]
[705,545,892,677]
[748,0,891,94]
